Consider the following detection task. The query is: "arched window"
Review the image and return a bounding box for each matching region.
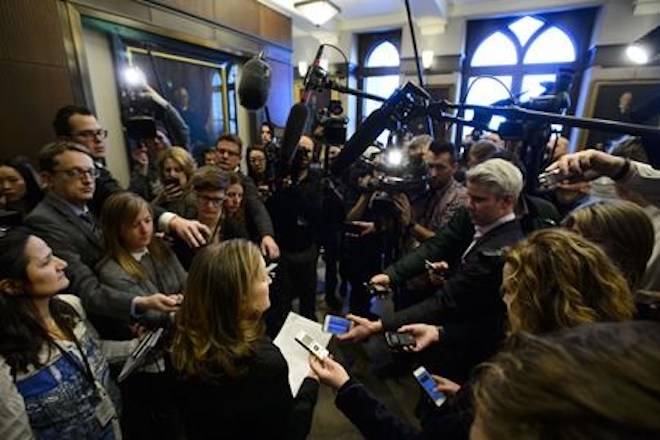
[358,30,402,145]
[211,71,224,134]
[461,9,596,138]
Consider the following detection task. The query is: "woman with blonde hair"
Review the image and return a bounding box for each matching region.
[563,200,654,292]
[153,146,197,218]
[97,191,186,439]
[308,229,635,440]
[472,320,660,440]
[170,239,318,439]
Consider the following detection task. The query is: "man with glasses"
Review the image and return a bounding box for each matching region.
[53,105,209,248]
[26,142,180,335]
[215,134,280,260]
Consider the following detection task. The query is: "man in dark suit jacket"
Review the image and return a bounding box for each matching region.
[216,133,280,260]
[25,142,180,332]
[52,104,209,247]
[339,159,525,382]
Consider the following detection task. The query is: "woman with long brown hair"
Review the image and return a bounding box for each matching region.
[0,228,124,438]
[97,191,186,439]
[170,239,318,439]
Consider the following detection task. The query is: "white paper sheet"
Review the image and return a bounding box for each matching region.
[273,312,331,396]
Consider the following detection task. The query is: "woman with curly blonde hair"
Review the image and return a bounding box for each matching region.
[153,146,197,217]
[503,228,635,333]
[170,239,318,439]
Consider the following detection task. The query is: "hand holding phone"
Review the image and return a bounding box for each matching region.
[323,315,352,335]
[295,331,329,360]
[413,367,446,407]
[385,331,416,350]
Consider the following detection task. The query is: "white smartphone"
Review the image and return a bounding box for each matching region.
[323,315,352,335]
[295,331,329,360]
[413,366,446,407]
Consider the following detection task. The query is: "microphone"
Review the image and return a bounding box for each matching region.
[238,52,271,110]
[279,102,310,172]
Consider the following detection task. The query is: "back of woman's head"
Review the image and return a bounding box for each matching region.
[473,321,660,440]
[0,228,75,372]
[171,239,265,378]
[504,228,634,334]
[564,200,654,290]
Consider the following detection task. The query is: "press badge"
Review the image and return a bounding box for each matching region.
[95,383,116,426]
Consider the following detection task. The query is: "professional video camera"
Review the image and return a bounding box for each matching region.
[314,99,348,147]
[119,66,160,141]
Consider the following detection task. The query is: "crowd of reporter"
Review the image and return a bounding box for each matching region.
[0,91,659,440]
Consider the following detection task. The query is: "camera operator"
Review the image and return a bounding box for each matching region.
[341,151,409,317]
[399,140,468,244]
[267,134,323,323]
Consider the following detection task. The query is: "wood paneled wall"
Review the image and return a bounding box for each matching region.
[149,0,292,48]
[0,0,76,160]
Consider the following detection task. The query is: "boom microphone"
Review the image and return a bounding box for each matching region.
[280,102,310,172]
[301,45,325,103]
[238,52,271,110]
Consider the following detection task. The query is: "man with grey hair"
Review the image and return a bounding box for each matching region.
[340,158,525,381]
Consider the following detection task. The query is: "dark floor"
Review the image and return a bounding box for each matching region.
[304,294,422,440]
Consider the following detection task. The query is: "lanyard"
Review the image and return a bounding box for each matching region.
[52,333,97,388]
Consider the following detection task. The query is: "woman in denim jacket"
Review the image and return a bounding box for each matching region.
[0,228,129,439]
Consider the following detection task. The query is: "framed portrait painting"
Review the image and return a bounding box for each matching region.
[581,79,660,150]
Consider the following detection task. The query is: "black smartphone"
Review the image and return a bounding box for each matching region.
[342,222,363,236]
[385,331,416,350]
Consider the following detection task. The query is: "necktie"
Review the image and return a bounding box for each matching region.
[79,212,100,239]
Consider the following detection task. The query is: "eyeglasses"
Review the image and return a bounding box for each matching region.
[54,167,100,180]
[72,129,108,140]
[217,148,240,158]
[197,194,225,206]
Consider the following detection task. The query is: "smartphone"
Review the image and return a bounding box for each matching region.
[424,260,435,271]
[385,331,416,350]
[162,176,180,187]
[323,315,351,335]
[413,366,446,407]
[364,282,392,297]
[295,331,329,360]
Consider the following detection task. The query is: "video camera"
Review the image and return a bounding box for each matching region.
[314,99,348,147]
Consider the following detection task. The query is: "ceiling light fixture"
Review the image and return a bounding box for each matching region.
[422,50,434,69]
[294,0,341,27]
[625,26,659,65]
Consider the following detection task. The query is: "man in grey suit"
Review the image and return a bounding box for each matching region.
[25,142,179,331]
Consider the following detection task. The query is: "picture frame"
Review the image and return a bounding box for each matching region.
[579,79,660,150]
